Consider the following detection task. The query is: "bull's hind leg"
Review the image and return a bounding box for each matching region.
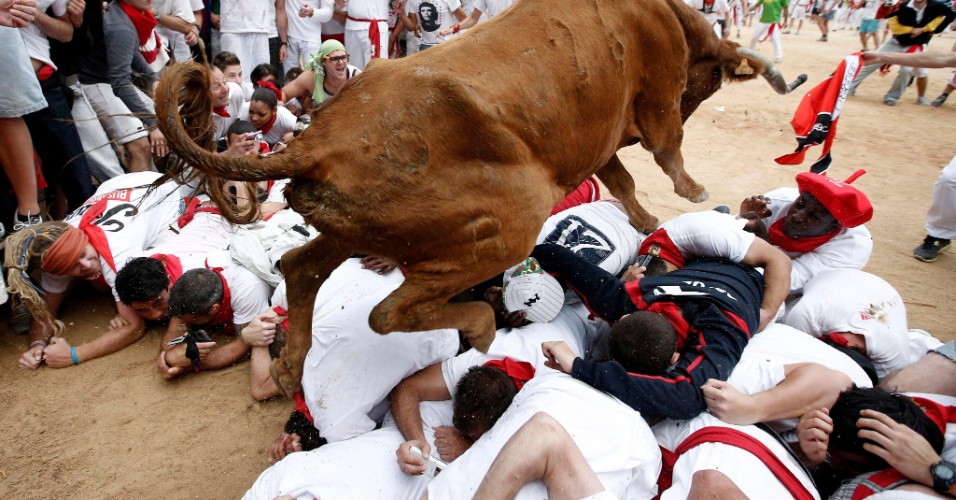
[368,267,499,353]
[596,154,660,233]
[270,234,351,396]
[634,98,708,204]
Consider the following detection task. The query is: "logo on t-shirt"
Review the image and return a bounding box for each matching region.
[544,216,616,265]
[419,1,440,32]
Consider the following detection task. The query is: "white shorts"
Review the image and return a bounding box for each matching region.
[80,82,150,145]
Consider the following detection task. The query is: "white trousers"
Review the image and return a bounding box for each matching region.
[284,36,322,73]
[344,19,388,70]
[220,32,270,83]
[927,155,956,240]
[750,22,782,60]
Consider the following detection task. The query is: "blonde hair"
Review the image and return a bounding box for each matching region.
[3,221,72,336]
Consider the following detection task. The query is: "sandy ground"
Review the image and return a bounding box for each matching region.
[2,24,956,499]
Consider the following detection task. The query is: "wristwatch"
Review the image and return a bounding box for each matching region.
[930,460,956,494]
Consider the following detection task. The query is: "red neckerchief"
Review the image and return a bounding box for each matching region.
[177,197,222,228]
[117,2,161,63]
[259,111,278,136]
[149,253,184,285]
[624,280,692,350]
[768,218,840,253]
[909,396,956,435]
[482,358,536,391]
[293,391,314,423]
[213,107,231,118]
[639,228,687,268]
[78,198,118,272]
[204,263,235,335]
[657,427,816,500]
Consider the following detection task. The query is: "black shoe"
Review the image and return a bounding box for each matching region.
[913,235,952,262]
[932,93,949,107]
[713,204,731,214]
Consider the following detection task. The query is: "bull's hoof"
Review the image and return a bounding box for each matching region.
[467,329,496,353]
[269,357,303,397]
[634,216,660,234]
[688,190,709,204]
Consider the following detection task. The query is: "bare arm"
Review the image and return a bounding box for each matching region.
[863,50,956,69]
[740,237,792,332]
[389,363,452,475]
[281,69,314,103]
[156,11,197,36]
[19,290,66,369]
[275,0,288,56]
[250,346,281,400]
[33,9,73,42]
[704,362,853,425]
[42,301,147,368]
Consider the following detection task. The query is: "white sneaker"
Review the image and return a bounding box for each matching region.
[917,96,930,106]
[12,211,42,232]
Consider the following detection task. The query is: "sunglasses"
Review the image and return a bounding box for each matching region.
[324,54,349,63]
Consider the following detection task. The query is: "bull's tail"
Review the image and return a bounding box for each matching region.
[155,62,300,183]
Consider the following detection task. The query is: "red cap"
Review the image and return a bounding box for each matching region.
[795,170,873,228]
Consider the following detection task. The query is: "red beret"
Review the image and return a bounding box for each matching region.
[795,170,873,228]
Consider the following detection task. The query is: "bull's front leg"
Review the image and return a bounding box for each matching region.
[653,146,709,204]
[270,234,351,397]
[596,154,659,233]
[633,94,708,204]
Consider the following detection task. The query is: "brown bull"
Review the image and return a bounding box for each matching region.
[156,0,805,395]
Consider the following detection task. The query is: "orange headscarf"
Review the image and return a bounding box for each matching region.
[41,226,89,276]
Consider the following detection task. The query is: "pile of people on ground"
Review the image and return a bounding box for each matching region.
[4,0,956,498]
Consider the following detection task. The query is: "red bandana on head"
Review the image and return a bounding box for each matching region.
[482,358,536,391]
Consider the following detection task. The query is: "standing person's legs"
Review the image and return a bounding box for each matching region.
[849,38,901,94]
[69,82,124,181]
[345,25,371,70]
[269,35,282,78]
[82,83,153,174]
[0,26,47,227]
[749,22,769,49]
[771,24,783,61]
[284,36,303,74]
[884,64,926,104]
[210,27,221,59]
[913,155,956,262]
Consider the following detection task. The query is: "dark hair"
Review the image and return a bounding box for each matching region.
[251,87,278,109]
[829,387,945,472]
[642,256,671,277]
[285,66,304,83]
[168,268,223,317]
[284,410,327,451]
[609,311,677,375]
[212,51,241,72]
[226,119,257,139]
[251,63,278,85]
[452,366,518,438]
[115,257,170,305]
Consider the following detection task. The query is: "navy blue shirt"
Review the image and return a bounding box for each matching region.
[531,243,763,420]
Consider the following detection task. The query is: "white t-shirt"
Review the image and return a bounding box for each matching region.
[154,0,196,56]
[657,210,754,264]
[345,0,390,21]
[20,0,69,69]
[242,400,452,500]
[725,323,874,433]
[654,412,820,500]
[221,264,271,326]
[440,302,607,397]
[761,187,873,292]
[426,374,661,500]
[238,102,298,146]
[417,0,461,45]
[685,0,731,23]
[266,178,291,204]
[784,269,941,379]
[322,16,345,36]
[213,82,246,140]
[475,0,514,18]
[300,259,459,443]
[860,0,879,19]
[537,200,645,278]
[149,210,239,272]
[286,0,333,42]
[219,0,272,33]
[41,173,187,302]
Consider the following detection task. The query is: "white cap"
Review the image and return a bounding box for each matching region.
[501,257,565,323]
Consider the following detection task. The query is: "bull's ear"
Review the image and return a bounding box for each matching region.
[734,59,754,76]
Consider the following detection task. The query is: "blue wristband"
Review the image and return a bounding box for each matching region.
[71,346,79,365]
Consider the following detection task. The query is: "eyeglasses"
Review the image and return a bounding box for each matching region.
[324,54,349,63]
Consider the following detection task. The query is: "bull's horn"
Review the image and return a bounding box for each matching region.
[736,47,808,95]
